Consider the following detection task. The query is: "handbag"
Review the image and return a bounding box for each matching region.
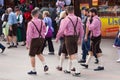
[46,26,53,38]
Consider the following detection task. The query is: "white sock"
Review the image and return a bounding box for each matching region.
[10,42,13,46]
[59,54,65,67]
[85,55,92,65]
[14,42,17,46]
[72,59,80,73]
[32,67,36,72]
[67,59,72,71]
[41,61,46,67]
[98,57,103,67]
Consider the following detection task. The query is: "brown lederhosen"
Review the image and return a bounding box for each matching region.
[62,17,79,55]
[8,24,18,36]
[90,35,102,54]
[90,18,102,54]
[29,21,45,57]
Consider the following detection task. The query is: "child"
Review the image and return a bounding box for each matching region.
[113,30,120,62]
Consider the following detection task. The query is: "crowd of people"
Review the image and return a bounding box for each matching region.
[0,0,120,77]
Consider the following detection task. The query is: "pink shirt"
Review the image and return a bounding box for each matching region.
[56,14,84,41]
[26,18,46,48]
[86,15,101,37]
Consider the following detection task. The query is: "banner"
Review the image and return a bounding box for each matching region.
[101,17,120,37]
[0,0,4,6]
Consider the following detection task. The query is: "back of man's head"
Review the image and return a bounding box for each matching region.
[89,7,98,15]
[31,9,39,17]
[7,8,13,13]
[66,6,74,14]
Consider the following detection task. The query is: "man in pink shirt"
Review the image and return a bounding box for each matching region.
[26,9,49,75]
[56,6,84,77]
[81,8,104,71]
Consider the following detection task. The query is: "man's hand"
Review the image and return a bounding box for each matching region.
[84,36,88,41]
[78,40,81,45]
[55,38,59,43]
[26,46,29,50]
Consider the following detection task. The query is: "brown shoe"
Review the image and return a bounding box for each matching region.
[56,66,62,71]
[71,67,76,71]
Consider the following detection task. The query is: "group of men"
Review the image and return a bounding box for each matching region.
[0,7,18,53]
[26,5,104,77]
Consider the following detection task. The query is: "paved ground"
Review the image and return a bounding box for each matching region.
[0,39,120,80]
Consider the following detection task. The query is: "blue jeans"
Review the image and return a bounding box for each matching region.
[0,43,5,49]
[82,37,90,60]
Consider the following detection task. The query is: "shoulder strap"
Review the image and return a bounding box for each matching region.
[68,17,78,35]
[31,21,43,38]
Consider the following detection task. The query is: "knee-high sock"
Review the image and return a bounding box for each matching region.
[85,55,92,65]
[32,67,36,72]
[98,56,103,67]
[67,59,72,71]
[59,54,65,67]
[72,59,81,73]
[41,61,46,67]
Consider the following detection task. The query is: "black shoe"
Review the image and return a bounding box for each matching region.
[28,71,37,75]
[94,59,99,64]
[8,45,14,49]
[1,47,5,53]
[48,52,55,55]
[72,73,81,77]
[56,66,62,71]
[65,56,69,59]
[44,65,49,72]
[94,66,104,71]
[17,43,19,46]
[78,59,86,63]
[71,67,76,72]
[64,70,71,74]
[13,45,17,48]
[81,64,88,68]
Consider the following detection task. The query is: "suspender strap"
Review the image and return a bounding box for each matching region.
[68,17,78,36]
[31,21,43,38]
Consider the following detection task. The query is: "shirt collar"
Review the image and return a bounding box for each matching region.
[68,13,75,16]
[93,15,98,19]
[32,17,38,20]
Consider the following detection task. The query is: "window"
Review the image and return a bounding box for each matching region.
[98,0,120,17]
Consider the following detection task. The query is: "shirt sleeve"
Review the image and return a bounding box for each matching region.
[78,18,84,40]
[26,22,34,48]
[8,14,13,26]
[19,15,23,24]
[1,14,5,21]
[88,18,99,30]
[56,18,68,41]
[41,21,47,38]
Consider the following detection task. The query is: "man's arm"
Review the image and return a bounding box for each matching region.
[56,18,68,42]
[26,22,33,48]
